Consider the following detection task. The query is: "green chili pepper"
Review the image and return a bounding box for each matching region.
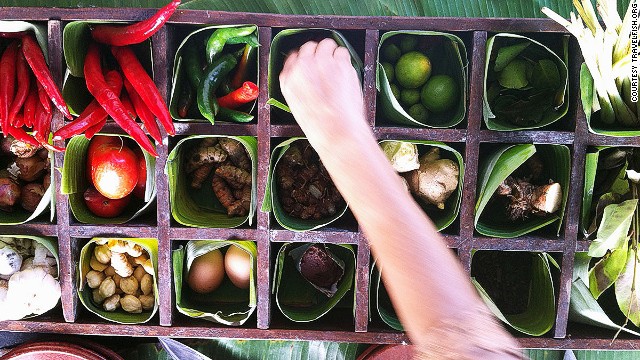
[218,107,254,123]
[183,46,203,89]
[197,54,237,124]
[226,33,259,47]
[206,26,255,64]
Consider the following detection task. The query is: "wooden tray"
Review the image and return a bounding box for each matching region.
[0,6,637,350]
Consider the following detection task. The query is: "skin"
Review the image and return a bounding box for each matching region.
[280,39,521,359]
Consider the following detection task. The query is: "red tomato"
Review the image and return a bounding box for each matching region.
[86,135,139,199]
[132,146,147,200]
[83,186,131,218]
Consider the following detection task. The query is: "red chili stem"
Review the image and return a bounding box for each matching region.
[8,50,31,126]
[7,125,38,147]
[84,117,106,139]
[0,41,18,135]
[217,81,259,110]
[21,34,72,120]
[91,0,181,46]
[111,45,174,136]
[33,96,64,152]
[123,77,161,142]
[84,43,157,157]
[23,87,37,128]
[53,70,123,141]
[36,82,51,114]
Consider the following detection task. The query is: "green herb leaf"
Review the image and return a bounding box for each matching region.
[616,248,640,327]
[494,41,530,72]
[588,199,638,258]
[530,59,561,89]
[589,244,629,299]
[498,59,529,89]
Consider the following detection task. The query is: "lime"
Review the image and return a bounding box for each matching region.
[399,35,418,53]
[382,43,401,63]
[420,75,458,113]
[400,89,420,106]
[381,62,395,82]
[395,51,432,89]
[408,104,429,123]
[389,83,401,99]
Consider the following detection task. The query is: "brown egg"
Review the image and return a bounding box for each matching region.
[224,245,251,289]
[187,249,224,294]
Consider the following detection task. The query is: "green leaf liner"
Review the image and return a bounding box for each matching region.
[581,64,640,137]
[166,135,257,228]
[273,243,355,322]
[262,137,348,231]
[62,21,153,115]
[1,235,60,319]
[172,240,257,326]
[267,28,363,120]
[483,33,569,130]
[378,140,463,231]
[60,134,156,224]
[471,251,558,336]
[376,31,468,128]
[169,24,259,123]
[77,237,159,324]
[474,144,570,238]
[369,259,403,331]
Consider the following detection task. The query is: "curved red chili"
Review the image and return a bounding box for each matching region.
[217,81,259,109]
[21,34,72,120]
[91,0,181,46]
[36,81,51,114]
[7,126,38,147]
[23,87,37,128]
[84,117,106,139]
[84,43,157,157]
[8,50,31,126]
[111,45,174,135]
[0,41,18,135]
[123,77,161,142]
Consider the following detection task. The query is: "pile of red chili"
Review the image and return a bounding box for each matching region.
[53,0,181,157]
[0,33,72,152]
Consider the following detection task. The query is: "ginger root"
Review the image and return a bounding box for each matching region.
[496,176,562,221]
[218,138,251,171]
[405,148,459,210]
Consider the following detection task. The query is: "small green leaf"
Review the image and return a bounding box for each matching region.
[494,41,530,72]
[498,59,529,89]
[589,244,628,299]
[616,248,640,327]
[266,98,291,113]
[588,199,638,258]
[531,59,561,90]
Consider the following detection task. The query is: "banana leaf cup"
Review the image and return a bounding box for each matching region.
[167,135,257,228]
[368,259,402,331]
[77,237,159,324]
[0,22,55,225]
[263,137,349,231]
[474,143,570,238]
[266,28,363,120]
[169,24,259,124]
[483,33,569,130]
[376,31,468,128]
[61,134,156,224]
[379,140,463,231]
[471,250,559,336]
[172,240,257,326]
[273,243,355,322]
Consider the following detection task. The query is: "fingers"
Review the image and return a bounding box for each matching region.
[316,38,338,56]
[280,49,298,84]
[297,40,318,58]
[333,46,351,63]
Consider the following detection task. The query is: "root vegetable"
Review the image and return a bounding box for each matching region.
[20,183,44,212]
[0,177,21,212]
[215,165,251,189]
[381,141,420,173]
[406,148,459,210]
[10,140,41,158]
[496,176,562,221]
[185,143,228,173]
[218,138,251,171]
[0,245,22,276]
[4,267,61,320]
[190,163,214,189]
[110,252,134,277]
[12,157,46,182]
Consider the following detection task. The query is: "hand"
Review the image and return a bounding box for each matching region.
[279,38,368,147]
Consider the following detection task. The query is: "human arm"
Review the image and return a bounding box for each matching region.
[279,38,522,359]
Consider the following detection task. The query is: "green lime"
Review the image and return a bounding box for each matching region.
[389,83,400,99]
[400,89,420,106]
[381,62,395,82]
[420,75,459,113]
[382,43,401,63]
[408,104,429,123]
[395,51,432,89]
[399,35,418,53]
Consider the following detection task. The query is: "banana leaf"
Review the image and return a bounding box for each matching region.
[166,135,257,228]
[62,21,153,115]
[369,259,402,331]
[60,134,157,224]
[267,28,362,122]
[379,140,463,230]
[475,144,570,237]
[581,64,640,137]
[376,31,467,128]
[483,33,569,130]
[169,24,258,123]
[523,349,564,360]
[572,350,640,360]
[273,243,355,322]
[77,237,159,324]
[471,251,558,336]
[172,240,257,326]
[262,137,348,231]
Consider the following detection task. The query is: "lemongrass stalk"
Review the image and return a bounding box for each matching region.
[600,28,638,126]
[614,0,634,63]
[575,0,603,35]
[612,53,631,80]
[622,77,636,114]
[597,0,623,34]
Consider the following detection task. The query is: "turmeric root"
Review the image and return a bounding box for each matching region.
[185,143,228,173]
[212,175,237,211]
[218,138,251,171]
[215,165,251,189]
[190,163,214,189]
[233,186,251,212]
[496,176,562,221]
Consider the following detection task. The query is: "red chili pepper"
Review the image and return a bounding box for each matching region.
[12,114,24,128]
[111,46,174,136]
[0,41,18,135]
[23,87,37,128]
[8,50,31,126]
[33,98,64,152]
[21,34,72,120]
[7,125,38,147]
[53,70,123,141]
[84,43,157,157]
[37,82,51,114]
[91,0,181,46]
[84,117,106,139]
[123,77,161,143]
[217,81,259,109]
[121,92,137,120]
